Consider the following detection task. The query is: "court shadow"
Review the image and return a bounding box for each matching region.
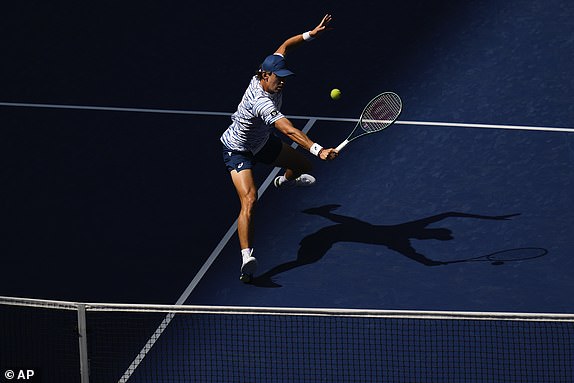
[251,205,520,288]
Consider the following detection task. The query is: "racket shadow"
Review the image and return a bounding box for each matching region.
[444,247,549,265]
[251,206,522,288]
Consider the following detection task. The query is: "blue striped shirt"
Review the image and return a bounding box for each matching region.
[220,75,285,154]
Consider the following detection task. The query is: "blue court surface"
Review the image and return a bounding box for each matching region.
[2,1,574,313]
[185,117,574,313]
[3,2,574,382]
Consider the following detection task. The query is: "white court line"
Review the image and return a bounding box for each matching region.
[0,101,232,117]
[394,120,574,133]
[116,118,318,383]
[1,101,573,132]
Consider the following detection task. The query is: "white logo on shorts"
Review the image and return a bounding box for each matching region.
[238,162,244,169]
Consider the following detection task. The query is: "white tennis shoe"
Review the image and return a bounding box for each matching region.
[273,174,316,188]
[240,250,258,283]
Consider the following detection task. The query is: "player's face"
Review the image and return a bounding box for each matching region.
[262,73,286,93]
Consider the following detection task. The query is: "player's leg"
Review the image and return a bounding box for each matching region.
[230,168,258,280]
[230,168,256,249]
[272,142,316,187]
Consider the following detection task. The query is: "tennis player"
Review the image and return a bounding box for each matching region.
[220,14,338,282]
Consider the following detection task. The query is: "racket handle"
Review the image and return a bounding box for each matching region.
[335,139,349,152]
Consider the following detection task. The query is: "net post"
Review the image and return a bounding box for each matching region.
[77,304,90,383]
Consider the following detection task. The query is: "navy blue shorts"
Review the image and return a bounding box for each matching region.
[222,134,283,173]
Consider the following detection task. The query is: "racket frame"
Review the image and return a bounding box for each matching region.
[336,91,402,152]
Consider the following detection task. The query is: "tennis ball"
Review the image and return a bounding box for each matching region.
[330,88,342,100]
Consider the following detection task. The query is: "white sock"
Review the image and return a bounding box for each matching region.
[241,248,253,259]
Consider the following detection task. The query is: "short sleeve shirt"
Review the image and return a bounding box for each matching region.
[220,75,285,154]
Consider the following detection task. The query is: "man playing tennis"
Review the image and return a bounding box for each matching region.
[220,14,338,282]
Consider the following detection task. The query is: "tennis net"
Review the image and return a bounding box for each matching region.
[1,296,573,382]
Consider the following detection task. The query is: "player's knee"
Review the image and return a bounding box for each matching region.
[241,192,257,212]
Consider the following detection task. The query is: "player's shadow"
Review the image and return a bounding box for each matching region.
[251,205,520,288]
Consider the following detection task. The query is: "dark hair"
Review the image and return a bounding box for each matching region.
[256,68,271,80]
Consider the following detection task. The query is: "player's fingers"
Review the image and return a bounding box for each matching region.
[320,14,332,27]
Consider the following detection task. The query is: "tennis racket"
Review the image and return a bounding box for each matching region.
[336,92,402,152]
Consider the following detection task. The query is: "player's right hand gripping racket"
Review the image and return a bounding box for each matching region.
[335,92,402,152]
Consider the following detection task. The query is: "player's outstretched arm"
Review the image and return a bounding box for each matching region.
[274,14,333,57]
[274,117,338,161]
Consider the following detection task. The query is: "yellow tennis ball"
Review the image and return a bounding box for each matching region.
[330,88,342,100]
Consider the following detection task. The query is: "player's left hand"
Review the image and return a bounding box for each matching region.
[310,14,333,38]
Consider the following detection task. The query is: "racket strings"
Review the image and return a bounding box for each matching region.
[360,93,402,133]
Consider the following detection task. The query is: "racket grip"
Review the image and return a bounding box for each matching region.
[335,139,349,152]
